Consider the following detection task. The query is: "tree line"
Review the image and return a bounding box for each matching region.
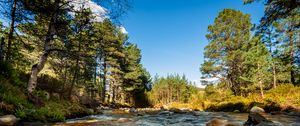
[147,74,197,106]
[0,0,151,106]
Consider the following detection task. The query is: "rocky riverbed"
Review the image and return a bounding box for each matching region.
[45,109,300,126]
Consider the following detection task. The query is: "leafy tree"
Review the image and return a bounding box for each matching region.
[200,9,252,96]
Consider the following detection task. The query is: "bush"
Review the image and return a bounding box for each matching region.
[0,61,24,87]
[34,90,50,101]
[0,80,32,109]
[15,109,26,119]
[25,104,66,122]
[265,84,300,106]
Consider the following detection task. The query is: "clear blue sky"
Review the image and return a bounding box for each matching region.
[122,0,264,86]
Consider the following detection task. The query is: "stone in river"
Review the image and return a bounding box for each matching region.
[117,118,131,122]
[250,106,264,113]
[0,115,19,126]
[244,106,273,126]
[206,118,241,126]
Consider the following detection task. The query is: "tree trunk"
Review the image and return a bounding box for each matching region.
[69,59,79,99]
[69,44,81,99]
[267,30,277,89]
[272,63,277,88]
[112,84,116,103]
[6,0,17,61]
[27,0,59,94]
[258,64,264,99]
[0,37,5,61]
[28,51,50,93]
[289,31,295,85]
[27,28,54,94]
[102,59,107,103]
[258,84,263,99]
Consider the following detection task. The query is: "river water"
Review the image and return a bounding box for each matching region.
[50,110,300,126]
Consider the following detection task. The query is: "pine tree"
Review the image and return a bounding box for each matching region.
[200,9,252,95]
[273,15,300,85]
[241,36,272,98]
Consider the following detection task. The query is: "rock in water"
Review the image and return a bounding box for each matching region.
[244,106,273,126]
[206,119,240,126]
[0,115,19,126]
[129,108,137,113]
[250,106,264,113]
[206,119,226,126]
[117,118,131,122]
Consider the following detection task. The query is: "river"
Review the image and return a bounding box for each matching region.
[26,110,300,126]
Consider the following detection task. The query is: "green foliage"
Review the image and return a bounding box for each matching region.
[204,84,233,102]
[265,84,300,106]
[240,36,272,95]
[123,44,150,92]
[15,109,26,119]
[0,79,32,110]
[201,8,252,95]
[0,62,24,86]
[34,90,49,101]
[203,83,300,112]
[148,74,196,105]
[22,100,88,122]
[244,0,300,27]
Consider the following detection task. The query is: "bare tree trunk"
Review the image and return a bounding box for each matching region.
[6,0,17,61]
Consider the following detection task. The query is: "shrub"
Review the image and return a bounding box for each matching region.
[51,111,65,122]
[15,109,26,119]
[265,84,300,106]
[0,80,32,109]
[34,90,50,101]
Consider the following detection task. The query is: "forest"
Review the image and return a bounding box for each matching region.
[0,0,299,124]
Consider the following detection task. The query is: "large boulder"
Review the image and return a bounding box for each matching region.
[0,115,19,126]
[250,106,265,113]
[244,106,273,126]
